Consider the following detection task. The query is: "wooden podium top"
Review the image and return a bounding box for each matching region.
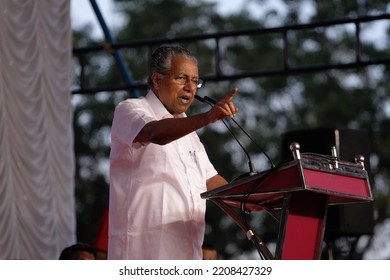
[201,153,372,212]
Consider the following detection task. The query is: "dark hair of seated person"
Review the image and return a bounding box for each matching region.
[59,243,97,260]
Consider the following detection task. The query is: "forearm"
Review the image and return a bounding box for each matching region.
[206,174,228,191]
[134,111,211,145]
[134,88,238,145]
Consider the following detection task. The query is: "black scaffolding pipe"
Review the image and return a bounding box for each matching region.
[72,13,390,95]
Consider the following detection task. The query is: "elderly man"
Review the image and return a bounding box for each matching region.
[108,45,238,259]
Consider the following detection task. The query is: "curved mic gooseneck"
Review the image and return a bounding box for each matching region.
[195,94,275,259]
[195,94,267,180]
[196,95,275,170]
[203,96,275,169]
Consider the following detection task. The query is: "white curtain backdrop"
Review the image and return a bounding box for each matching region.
[0,0,76,259]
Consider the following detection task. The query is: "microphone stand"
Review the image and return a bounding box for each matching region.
[195,95,257,180]
[195,94,275,260]
[203,96,275,168]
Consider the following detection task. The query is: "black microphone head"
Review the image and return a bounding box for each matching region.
[204,95,217,104]
[194,95,205,103]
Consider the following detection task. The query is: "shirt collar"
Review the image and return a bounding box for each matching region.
[145,90,187,119]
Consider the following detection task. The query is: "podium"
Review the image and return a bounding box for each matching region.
[201,143,373,260]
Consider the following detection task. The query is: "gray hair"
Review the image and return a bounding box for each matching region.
[147,45,197,89]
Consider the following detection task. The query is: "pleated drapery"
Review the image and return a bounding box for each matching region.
[0,0,76,259]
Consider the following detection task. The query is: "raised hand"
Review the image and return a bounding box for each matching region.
[207,87,239,123]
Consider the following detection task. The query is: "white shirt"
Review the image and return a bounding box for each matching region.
[108,91,217,260]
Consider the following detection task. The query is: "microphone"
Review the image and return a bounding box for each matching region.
[202,95,274,168]
[195,95,273,180]
[194,94,206,103]
[196,94,275,259]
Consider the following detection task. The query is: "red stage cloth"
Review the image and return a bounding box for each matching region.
[94,207,108,252]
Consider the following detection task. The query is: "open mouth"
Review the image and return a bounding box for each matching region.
[179,95,191,104]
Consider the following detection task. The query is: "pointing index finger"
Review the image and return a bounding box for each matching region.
[226,87,238,101]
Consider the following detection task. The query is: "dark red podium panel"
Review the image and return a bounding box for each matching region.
[201,147,372,259]
[281,127,374,237]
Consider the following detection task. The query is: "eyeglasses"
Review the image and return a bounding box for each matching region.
[164,74,203,89]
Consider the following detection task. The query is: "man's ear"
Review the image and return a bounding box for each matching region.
[151,72,161,90]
